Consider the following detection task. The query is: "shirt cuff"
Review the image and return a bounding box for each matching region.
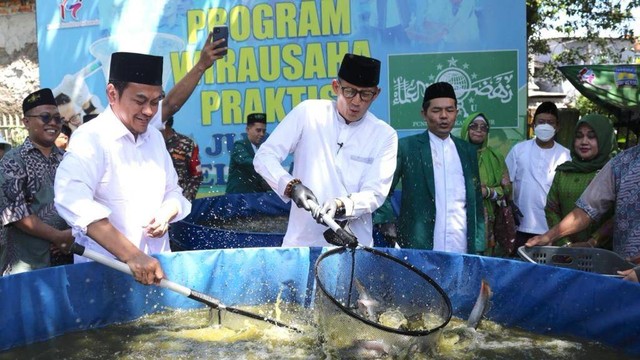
[277,176,295,201]
[73,203,112,235]
[576,198,600,222]
[0,203,32,226]
[162,195,191,223]
[339,196,355,218]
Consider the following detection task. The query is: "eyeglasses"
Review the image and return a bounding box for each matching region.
[25,113,64,125]
[340,85,377,101]
[468,123,489,132]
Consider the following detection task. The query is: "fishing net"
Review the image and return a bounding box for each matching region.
[314,246,452,358]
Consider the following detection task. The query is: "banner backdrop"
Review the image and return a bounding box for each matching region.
[559,64,640,119]
[35,0,527,195]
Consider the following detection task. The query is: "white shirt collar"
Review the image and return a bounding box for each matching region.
[428,130,452,143]
[105,105,153,143]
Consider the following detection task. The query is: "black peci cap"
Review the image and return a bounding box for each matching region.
[22,88,57,115]
[247,113,267,125]
[422,82,457,106]
[109,52,163,86]
[337,53,381,87]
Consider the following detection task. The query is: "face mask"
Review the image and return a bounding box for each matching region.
[534,123,555,142]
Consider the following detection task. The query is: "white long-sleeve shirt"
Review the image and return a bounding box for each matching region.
[54,105,191,262]
[429,131,467,253]
[505,139,570,234]
[254,99,398,247]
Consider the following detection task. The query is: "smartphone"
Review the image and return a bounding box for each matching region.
[211,26,228,55]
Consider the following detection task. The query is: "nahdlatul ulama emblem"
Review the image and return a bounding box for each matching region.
[389,51,518,130]
[429,57,514,119]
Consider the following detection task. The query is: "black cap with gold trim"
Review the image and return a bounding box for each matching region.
[22,88,56,115]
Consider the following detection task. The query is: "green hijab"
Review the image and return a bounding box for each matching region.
[461,112,488,149]
[461,112,504,187]
[555,114,615,173]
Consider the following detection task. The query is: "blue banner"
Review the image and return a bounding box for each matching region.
[35,0,527,194]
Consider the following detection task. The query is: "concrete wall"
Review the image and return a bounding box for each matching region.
[0,4,38,143]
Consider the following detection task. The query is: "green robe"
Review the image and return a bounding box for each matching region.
[390,131,485,253]
[460,112,511,255]
[226,139,271,194]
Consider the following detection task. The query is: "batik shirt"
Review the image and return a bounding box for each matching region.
[0,138,67,274]
[165,131,203,201]
[577,145,640,259]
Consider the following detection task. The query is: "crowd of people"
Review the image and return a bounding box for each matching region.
[0,37,638,284]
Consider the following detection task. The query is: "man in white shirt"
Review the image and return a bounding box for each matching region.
[388,82,485,253]
[254,53,398,247]
[53,37,224,286]
[506,101,570,249]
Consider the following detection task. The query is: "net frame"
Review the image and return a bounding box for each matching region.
[314,246,452,336]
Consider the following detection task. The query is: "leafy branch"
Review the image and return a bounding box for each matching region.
[527,0,640,83]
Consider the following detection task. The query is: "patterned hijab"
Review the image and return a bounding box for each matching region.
[556,114,615,173]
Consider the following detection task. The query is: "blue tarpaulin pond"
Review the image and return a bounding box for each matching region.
[169,192,291,249]
[1,247,639,356]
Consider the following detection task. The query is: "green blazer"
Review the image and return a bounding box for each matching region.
[226,139,271,194]
[391,131,485,253]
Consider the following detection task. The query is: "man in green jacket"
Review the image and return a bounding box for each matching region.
[390,82,485,253]
[226,113,272,194]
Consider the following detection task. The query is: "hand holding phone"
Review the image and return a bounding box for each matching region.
[211,26,228,55]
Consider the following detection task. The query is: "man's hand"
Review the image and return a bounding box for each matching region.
[144,218,169,238]
[52,229,75,254]
[314,199,337,224]
[290,183,318,211]
[617,267,639,282]
[314,198,347,224]
[144,204,178,238]
[86,218,167,286]
[197,31,227,70]
[161,30,227,121]
[526,233,553,247]
[125,252,165,285]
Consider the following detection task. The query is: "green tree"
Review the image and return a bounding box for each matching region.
[527,0,640,83]
[574,94,614,117]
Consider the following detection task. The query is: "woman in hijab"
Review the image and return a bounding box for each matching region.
[545,114,615,248]
[461,112,511,256]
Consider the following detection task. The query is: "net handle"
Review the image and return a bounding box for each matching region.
[309,200,358,247]
[308,200,400,249]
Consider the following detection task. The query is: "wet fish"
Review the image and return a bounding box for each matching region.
[467,279,493,329]
[354,278,381,322]
[378,308,408,329]
[336,339,390,359]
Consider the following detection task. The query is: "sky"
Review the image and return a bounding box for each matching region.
[540,5,640,39]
